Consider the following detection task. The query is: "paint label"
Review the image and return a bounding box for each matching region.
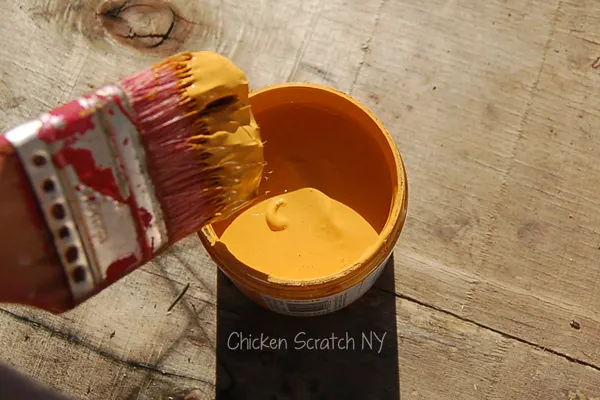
[261,254,391,316]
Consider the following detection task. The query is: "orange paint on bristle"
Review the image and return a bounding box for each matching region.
[119,51,264,243]
[144,89,158,102]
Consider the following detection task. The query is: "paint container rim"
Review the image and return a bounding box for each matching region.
[198,82,408,290]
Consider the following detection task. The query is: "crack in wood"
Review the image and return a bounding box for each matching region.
[97,0,191,55]
[380,288,600,372]
[146,256,600,373]
[350,0,387,95]
[0,308,214,387]
[137,266,247,319]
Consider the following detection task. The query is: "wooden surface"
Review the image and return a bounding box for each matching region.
[1,0,600,399]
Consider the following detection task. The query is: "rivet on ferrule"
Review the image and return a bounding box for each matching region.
[5,120,95,302]
[4,85,168,304]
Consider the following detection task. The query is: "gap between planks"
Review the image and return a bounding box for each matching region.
[2,282,599,373]
[0,307,214,387]
[380,288,600,372]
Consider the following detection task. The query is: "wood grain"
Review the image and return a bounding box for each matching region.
[352,0,600,367]
[1,0,600,398]
[3,247,599,399]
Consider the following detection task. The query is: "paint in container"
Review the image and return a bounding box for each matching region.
[198,83,408,316]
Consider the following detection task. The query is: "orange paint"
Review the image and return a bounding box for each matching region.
[200,83,408,316]
[220,187,380,281]
[123,51,265,241]
[180,51,265,218]
[212,90,393,237]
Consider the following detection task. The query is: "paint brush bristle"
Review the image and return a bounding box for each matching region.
[119,51,265,243]
[1,50,264,310]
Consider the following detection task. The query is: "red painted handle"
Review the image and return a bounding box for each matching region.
[0,136,73,313]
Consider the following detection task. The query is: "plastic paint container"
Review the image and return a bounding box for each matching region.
[198,83,408,316]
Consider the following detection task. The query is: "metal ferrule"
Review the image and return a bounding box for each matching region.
[3,85,168,304]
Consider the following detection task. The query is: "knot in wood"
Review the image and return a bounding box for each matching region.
[97,0,191,54]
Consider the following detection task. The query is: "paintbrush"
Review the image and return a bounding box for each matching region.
[0,51,264,314]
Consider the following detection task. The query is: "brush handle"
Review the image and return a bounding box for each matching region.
[0,86,171,313]
[0,137,73,313]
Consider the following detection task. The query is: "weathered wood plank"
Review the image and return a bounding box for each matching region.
[2,0,600,398]
[3,259,599,399]
[214,264,600,400]
[0,303,215,400]
[352,0,600,366]
[2,239,218,386]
